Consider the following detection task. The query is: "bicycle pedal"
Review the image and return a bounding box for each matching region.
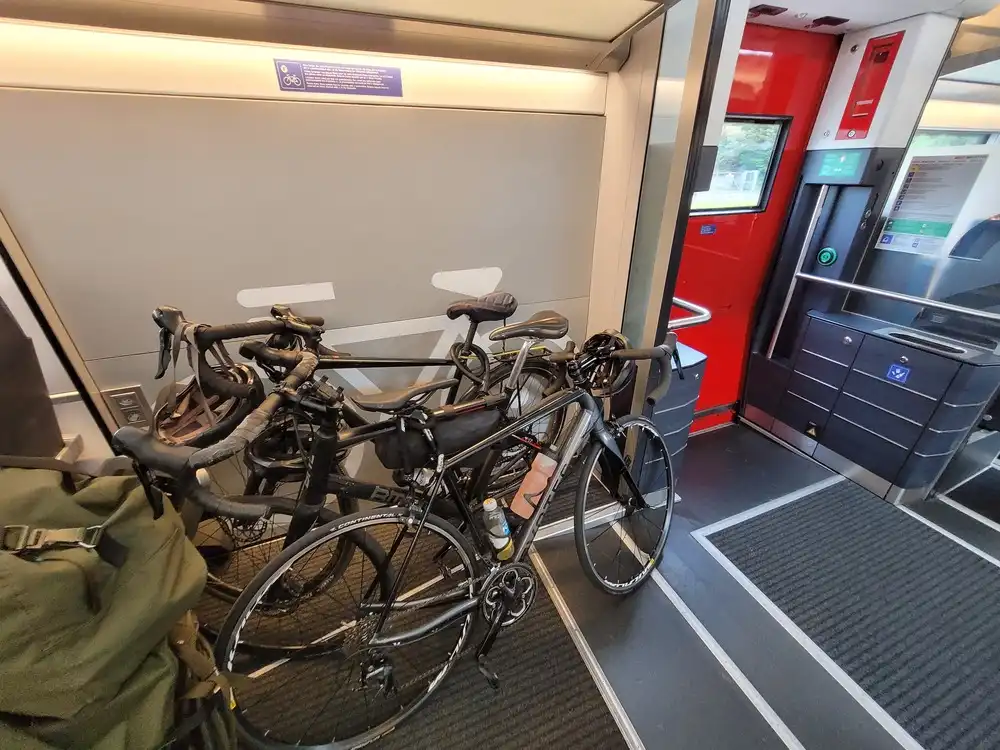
[476,656,501,691]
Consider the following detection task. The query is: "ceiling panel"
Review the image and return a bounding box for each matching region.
[258,0,661,41]
[748,0,998,34]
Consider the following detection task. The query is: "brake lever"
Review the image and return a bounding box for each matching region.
[154,328,172,380]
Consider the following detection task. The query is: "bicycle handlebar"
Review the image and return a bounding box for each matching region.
[188,484,270,521]
[188,350,319,469]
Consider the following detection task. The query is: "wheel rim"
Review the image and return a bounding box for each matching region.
[579,419,673,591]
[197,505,345,637]
[223,515,476,749]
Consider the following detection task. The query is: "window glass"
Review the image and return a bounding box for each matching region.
[691,118,784,213]
[910,130,992,148]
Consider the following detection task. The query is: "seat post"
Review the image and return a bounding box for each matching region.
[462,320,479,353]
[503,338,537,393]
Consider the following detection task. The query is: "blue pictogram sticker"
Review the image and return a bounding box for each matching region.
[886,364,910,384]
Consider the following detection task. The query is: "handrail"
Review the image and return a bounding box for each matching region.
[766,184,829,358]
[669,296,712,330]
[794,273,1000,324]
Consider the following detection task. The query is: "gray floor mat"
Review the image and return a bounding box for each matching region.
[707,480,1000,750]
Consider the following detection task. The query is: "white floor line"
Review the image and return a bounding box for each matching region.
[607,525,806,750]
[529,549,645,750]
[940,463,996,496]
[938,494,1000,536]
[899,505,1000,570]
[692,532,924,750]
[694,474,845,538]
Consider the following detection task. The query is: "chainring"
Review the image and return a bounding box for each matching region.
[480,562,537,627]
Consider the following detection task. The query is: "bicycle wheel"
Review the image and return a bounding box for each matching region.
[483,360,566,495]
[574,415,674,595]
[194,497,353,638]
[216,507,480,749]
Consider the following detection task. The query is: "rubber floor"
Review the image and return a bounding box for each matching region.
[708,480,1000,750]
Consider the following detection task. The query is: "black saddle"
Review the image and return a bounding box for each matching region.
[112,426,194,476]
[489,311,569,342]
[352,378,459,413]
[446,291,518,323]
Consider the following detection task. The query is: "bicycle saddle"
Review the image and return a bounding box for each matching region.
[489,310,569,342]
[352,378,459,413]
[445,291,518,323]
[113,426,195,475]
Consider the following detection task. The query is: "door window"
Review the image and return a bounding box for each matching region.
[691,117,786,213]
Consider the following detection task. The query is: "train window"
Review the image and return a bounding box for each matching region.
[911,130,993,148]
[691,116,787,214]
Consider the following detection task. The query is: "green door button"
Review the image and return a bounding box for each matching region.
[817,247,838,266]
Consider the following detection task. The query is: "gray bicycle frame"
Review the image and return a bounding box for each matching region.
[367,385,634,648]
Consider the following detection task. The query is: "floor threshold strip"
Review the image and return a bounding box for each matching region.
[530,548,645,750]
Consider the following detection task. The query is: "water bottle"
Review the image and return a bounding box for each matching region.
[510,449,557,519]
[482,497,514,561]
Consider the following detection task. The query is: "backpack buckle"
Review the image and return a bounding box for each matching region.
[1,524,104,553]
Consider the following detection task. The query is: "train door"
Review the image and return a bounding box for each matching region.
[672,23,839,431]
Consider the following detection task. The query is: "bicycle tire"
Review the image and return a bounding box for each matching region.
[574,415,674,595]
[199,496,348,604]
[216,507,480,749]
[480,360,567,496]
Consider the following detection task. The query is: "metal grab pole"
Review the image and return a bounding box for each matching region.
[766,184,829,359]
[794,273,1000,324]
[668,297,712,330]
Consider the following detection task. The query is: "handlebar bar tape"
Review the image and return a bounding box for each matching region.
[188,485,269,521]
[197,349,256,399]
[611,346,670,361]
[646,362,673,406]
[238,340,302,368]
[188,351,318,469]
[194,319,287,346]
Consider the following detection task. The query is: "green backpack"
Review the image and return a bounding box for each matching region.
[0,465,237,749]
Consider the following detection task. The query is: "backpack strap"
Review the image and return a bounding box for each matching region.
[0,456,131,567]
[161,612,242,749]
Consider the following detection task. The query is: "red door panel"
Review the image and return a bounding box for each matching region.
[675,24,839,432]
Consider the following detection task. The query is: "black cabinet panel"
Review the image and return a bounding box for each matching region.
[841,370,937,424]
[913,428,966,457]
[928,402,983,432]
[852,336,959,400]
[897,452,951,489]
[820,415,908,479]
[776,392,830,436]
[744,354,791,415]
[832,393,922,449]
[796,350,850,390]
[798,318,862,367]
[787,372,839,410]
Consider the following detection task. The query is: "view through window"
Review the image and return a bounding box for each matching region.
[691,117,784,212]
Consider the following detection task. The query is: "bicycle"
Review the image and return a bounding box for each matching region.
[117,305,572,629]
[212,331,678,749]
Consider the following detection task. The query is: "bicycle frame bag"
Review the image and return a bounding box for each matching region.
[374,407,503,471]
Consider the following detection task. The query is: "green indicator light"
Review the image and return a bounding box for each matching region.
[817,247,838,267]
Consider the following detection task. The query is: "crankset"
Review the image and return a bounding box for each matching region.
[474,562,538,691]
